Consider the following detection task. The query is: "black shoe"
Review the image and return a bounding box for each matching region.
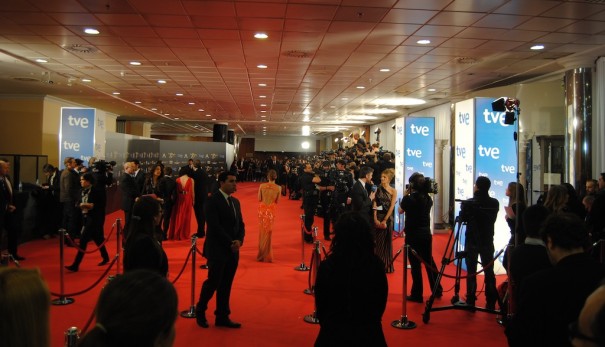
[486,302,497,311]
[406,295,423,303]
[195,307,209,328]
[433,290,443,298]
[12,254,25,261]
[215,319,241,328]
[199,264,208,269]
[98,259,109,266]
[65,265,78,272]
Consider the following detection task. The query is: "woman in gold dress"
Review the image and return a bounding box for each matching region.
[257,169,281,262]
[372,168,397,272]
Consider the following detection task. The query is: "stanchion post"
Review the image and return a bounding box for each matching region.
[52,228,75,306]
[115,219,122,275]
[391,244,416,329]
[64,326,80,347]
[181,235,198,318]
[294,214,309,271]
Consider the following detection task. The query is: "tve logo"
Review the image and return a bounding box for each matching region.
[458,112,470,125]
[67,115,89,128]
[60,108,95,160]
[455,146,467,158]
[409,123,429,136]
[406,148,422,158]
[477,144,500,159]
[482,109,509,127]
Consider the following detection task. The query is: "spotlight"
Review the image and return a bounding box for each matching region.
[492,97,507,112]
[391,124,396,130]
[373,128,381,134]
[361,130,366,136]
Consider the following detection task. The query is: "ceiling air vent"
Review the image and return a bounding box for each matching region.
[456,57,478,64]
[12,77,39,82]
[64,44,97,54]
[284,50,311,58]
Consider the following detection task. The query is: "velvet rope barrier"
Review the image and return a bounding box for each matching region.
[407,245,505,280]
[180,235,198,319]
[294,214,310,271]
[391,244,416,329]
[64,222,116,254]
[170,242,193,285]
[50,255,118,298]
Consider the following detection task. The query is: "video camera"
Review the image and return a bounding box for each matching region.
[421,177,438,194]
[92,160,116,173]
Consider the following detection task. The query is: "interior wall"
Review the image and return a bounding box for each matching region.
[0,96,44,156]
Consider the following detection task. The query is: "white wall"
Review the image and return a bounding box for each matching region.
[253,135,320,152]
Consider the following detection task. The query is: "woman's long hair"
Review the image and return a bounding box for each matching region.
[125,196,161,245]
[543,185,568,214]
[507,182,527,207]
[77,270,178,347]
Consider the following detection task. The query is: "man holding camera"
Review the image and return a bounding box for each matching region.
[300,163,321,243]
[329,159,354,226]
[460,176,500,309]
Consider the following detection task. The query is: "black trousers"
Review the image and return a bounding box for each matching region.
[71,214,109,268]
[197,254,239,319]
[194,199,206,236]
[406,230,442,298]
[319,197,331,238]
[465,240,499,305]
[62,201,81,237]
[303,197,317,242]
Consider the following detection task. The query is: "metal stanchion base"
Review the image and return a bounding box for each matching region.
[303,288,313,295]
[52,297,75,306]
[199,264,208,269]
[303,313,319,324]
[391,316,417,329]
[180,306,197,319]
[294,263,310,271]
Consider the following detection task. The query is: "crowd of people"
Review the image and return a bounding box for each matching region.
[3,133,605,346]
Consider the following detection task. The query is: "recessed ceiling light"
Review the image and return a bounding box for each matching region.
[175,93,183,96]
[254,33,268,39]
[259,95,267,98]
[129,61,141,66]
[151,108,157,111]
[417,39,431,45]
[134,101,141,104]
[188,102,195,105]
[379,68,390,72]
[198,109,204,112]
[356,86,365,89]
[261,110,267,113]
[260,104,267,107]
[258,83,267,87]
[174,117,179,120]
[112,92,120,95]
[257,64,268,69]
[165,113,170,116]
[341,97,349,101]
[84,28,100,35]
[428,88,436,92]
[530,44,545,50]
[35,58,48,63]
[261,115,267,118]
[206,114,212,117]
[81,78,91,82]
[212,118,216,121]
[157,80,167,84]
[372,97,426,106]
[261,119,266,122]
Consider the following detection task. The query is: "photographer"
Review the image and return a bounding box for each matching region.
[329,159,354,227]
[317,161,334,241]
[459,176,500,309]
[300,163,321,243]
[399,173,442,302]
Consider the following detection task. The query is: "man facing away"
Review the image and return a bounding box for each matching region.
[196,171,245,329]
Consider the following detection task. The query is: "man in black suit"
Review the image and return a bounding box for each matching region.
[192,160,209,238]
[0,160,17,264]
[350,165,375,224]
[132,159,145,194]
[506,213,605,347]
[196,171,245,329]
[266,155,280,182]
[158,166,176,240]
[120,162,140,231]
[60,157,81,240]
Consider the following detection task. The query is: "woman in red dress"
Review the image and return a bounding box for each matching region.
[167,167,195,240]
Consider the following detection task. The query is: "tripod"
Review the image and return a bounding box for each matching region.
[422,215,501,323]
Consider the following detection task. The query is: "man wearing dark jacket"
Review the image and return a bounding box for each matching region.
[192,160,209,237]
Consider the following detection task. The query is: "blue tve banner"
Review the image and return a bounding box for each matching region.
[60,107,95,162]
[404,117,435,184]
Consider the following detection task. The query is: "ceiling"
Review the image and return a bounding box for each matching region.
[1,0,604,138]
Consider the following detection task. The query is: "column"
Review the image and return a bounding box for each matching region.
[434,139,449,230]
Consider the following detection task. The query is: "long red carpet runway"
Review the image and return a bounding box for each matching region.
[16,182,508,346]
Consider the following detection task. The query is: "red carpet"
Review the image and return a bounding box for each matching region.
[17,182,508,347]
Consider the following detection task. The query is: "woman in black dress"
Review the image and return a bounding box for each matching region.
[124,196,168,277]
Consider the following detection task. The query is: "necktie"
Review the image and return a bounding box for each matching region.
[227,196,236,216]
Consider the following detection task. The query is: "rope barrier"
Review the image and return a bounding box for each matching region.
[64,223,116,254]
[171,246,192,285]
[50,255,118,297]
[407,245,505,280]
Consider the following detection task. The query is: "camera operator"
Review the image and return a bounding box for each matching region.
[329,159,354,227]
[399,173,443,302]
[459,176,500,309]
[300,163,321,243]
[317,161,334,241]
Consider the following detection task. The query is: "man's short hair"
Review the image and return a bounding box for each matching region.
[540,213,590,250]
[475,176,491,192]
[522,204,549,238]
[218,171,236,183]
[359,166,373,178]
[336,159,346,166]
[383,153,391,161]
